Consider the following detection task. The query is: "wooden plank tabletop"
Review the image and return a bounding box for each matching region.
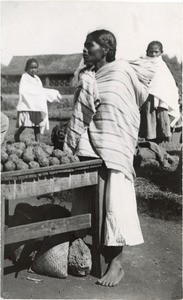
[1,158,103,182]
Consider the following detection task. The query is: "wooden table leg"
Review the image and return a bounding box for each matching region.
[71,186,92,239]
[1,196,5,297]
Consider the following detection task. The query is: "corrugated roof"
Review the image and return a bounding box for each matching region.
[1,54,83,76]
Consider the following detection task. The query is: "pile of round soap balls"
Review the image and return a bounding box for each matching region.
[1,138,80,172]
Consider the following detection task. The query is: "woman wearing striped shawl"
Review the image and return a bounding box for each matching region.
[64,30,152,287]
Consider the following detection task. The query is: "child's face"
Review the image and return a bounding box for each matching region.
[27,62,38,77]
[147,44,162,57]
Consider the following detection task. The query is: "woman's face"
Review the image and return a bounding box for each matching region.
[83,38,104,67]
[27,62,38,77]
[147,44,162,57]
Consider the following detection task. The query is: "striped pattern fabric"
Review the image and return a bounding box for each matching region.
[64,60,153,180]
[63,70,99,154]
[1,112,9,144]
[88,60,149,180]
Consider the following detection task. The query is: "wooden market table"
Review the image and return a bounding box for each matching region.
[1,158,107,280]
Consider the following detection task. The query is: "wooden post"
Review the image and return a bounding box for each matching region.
[1,196,5,297]
[71,186,93,239]
[5,199,9,226]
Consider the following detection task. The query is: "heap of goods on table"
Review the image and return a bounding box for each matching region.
[1,138,79,172]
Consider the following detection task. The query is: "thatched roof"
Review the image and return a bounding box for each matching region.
[1,64,6,70]
[1,54,83,76]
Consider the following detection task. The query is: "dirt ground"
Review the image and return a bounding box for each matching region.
[2,212,182,300]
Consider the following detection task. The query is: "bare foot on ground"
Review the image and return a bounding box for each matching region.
[97,255,124,287]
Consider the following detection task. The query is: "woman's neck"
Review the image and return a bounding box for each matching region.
[95,58,116,71]
[95,59,109,71]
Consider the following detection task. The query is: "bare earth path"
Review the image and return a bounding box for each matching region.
[2,213,182,300]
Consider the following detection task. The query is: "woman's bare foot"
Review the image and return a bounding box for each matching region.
[97,252,124,287]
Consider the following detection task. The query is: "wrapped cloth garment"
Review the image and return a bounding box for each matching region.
[128,57,157,89]
[130,56,180,141]
[64,59,155,246]
[64,59,154,180]
[129,55,180,127]
[16,73,61,134]
[16,111,43,128]
[104,170,144,246]
[85,60,151,180]
[148,56,180,127]
[64,69,100,154]
[138,56,180,141]
[1,112,9,144]
[139,95,171,142]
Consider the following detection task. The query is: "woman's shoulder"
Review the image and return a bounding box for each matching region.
[34,74,40,80]
[21,72,27,78]
[21,72,40,79]
[113,59,136,73]
[110,59,132,69]
[21,72,33,80]
[20,72,28,83]
[20,73,42,87]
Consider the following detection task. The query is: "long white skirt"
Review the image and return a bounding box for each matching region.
[104,170,144,246]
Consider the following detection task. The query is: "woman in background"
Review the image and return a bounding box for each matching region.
[139,41,180,144]
[14,58,62,142]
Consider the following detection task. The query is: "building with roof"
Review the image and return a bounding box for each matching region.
[1,54,84,94]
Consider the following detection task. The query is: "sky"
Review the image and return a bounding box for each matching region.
[1,1,182,65]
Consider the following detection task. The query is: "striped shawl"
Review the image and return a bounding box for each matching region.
[64,60,152,180]
[64,69,99,154]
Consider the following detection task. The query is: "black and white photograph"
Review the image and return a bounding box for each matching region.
[1,1,182,299]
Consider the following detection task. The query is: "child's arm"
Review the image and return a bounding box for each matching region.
[43,88,62,103]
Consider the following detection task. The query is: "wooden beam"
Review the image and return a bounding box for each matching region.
[1,159,103,182]
[5,214,91,245]
[1,171,98,200]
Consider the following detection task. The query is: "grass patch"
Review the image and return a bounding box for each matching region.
[135,149,182,220]
[135,177,182,220]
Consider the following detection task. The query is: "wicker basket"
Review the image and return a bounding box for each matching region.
[32,235,69,279]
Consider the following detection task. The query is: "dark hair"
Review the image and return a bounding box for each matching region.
[146,41,163,53]
[86,29,117,62]
[51,123,67,150]
[25,58,38,71]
